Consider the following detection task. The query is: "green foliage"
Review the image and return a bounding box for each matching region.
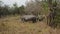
[0,2,25,17]
[54,7,60,28]
[47,0,60,28]
[19,5,25,15]
[41,1,49,15]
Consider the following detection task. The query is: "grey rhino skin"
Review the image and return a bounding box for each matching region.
[21,15,45,23]
[21,15,37,23]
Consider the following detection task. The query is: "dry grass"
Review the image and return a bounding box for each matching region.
[0,15,60,34]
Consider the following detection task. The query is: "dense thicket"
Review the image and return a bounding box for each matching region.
[0,1,25,17]
[47,0,60,28]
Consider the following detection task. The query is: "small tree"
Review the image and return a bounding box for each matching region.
[25,0,44,15]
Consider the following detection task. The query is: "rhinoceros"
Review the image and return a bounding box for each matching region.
[20,15,37,23]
